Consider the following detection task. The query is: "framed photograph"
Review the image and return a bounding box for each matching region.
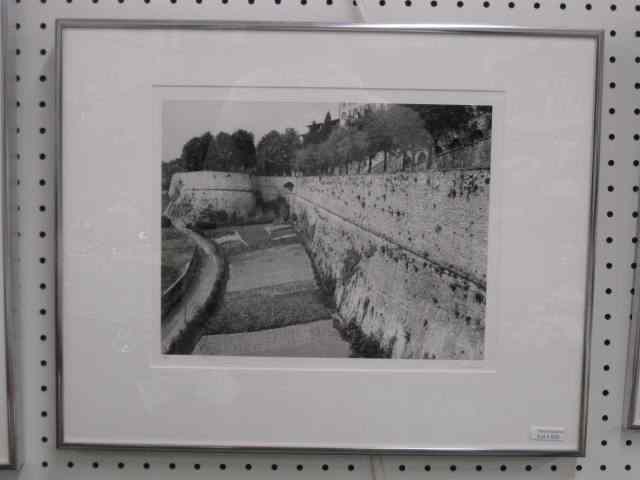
[0,1,20,469]
[56,21,602,455]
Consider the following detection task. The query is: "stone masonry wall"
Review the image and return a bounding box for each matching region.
[166,170,489,359]
[290,195,486,360]
[256,170,489,284]
[165,172,256,226]
[255,170,489,360]
[252,176,297,202]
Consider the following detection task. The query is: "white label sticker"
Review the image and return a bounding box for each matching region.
[530,427,565,442]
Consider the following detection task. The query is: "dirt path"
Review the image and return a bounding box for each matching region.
[161,221,221,353]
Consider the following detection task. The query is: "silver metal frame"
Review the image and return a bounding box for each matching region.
[0,0,20,470]
[54,19,604,456]
[624,205,640,430]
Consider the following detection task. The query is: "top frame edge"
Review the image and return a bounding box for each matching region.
[54,18,603,40]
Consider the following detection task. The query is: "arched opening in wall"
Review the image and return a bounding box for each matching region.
[283,181,294,192]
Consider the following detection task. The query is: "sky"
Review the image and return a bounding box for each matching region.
[162,100,341,163]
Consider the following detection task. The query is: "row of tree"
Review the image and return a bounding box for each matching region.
[256,105,491,175]
[256,128,301,176]
[162,129,257,190]
[182,130,257,172]
[294,104,456,175]
[162,104,490,189]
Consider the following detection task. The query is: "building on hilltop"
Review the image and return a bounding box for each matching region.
[301,111,340,146]
[302,103,388,145]
[337,102,387,127]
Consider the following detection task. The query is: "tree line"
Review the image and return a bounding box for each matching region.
[162,129,256,190]
[162,104,490,189]
[296,105,429,175]
[294,104,490,175]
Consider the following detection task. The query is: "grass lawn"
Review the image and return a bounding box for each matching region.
[203,281,331,335]
[202,227,334,335]
[161,226,196,292]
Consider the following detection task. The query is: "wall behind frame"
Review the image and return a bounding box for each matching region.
[1,0,638,479]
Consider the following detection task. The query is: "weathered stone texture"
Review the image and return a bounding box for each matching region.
[252,176,297,202]
[165,172,256,225]
[257,170,490,284]
[170,170,489,360]
[290,197,485,360]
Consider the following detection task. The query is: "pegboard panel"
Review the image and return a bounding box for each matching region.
[1,0,638,479]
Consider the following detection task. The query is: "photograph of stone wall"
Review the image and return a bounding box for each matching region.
[161,100,491,359]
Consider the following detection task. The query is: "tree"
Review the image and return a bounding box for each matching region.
[161,157,186,192]
[294,146,312,175]
[386,105,432,170]
[256,128,302,175]
[180,131,213,171]
[295,144,322,175]
[348,105,380,173]
[326,128,347,173]
[202,134,222,170]
[231,129,256,171]
[404,105,474,150]
[257,130,282,175]
[361,108,394,172]
[279,128,302,175]
[329,126,368,174]
[216,132,233,171]
[318,131,340,174]
[348,130,368,173]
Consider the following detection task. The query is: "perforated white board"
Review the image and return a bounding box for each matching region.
[2,0,639,479]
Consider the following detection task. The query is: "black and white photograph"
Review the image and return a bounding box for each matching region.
[56,22,601,453]
[161,100,491,359]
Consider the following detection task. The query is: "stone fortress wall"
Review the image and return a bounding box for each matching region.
[165,171,256,226]
[264,171,490,283]
[253,170,489,360]
[165,162,490,360]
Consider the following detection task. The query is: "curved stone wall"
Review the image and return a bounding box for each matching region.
[165,171,256,226]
